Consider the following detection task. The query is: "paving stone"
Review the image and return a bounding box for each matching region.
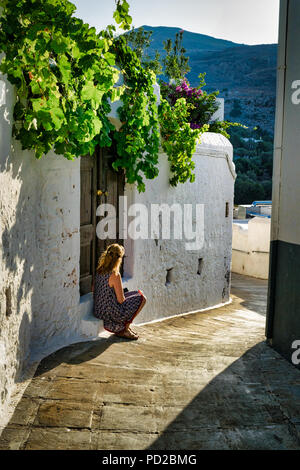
[46,378,99,403]
[33,400,93,429]
[92,404,162,433]
[148,429,231,450]
[221,424,300,450]
[54,362,161,385]
[91,430,159,450]
[23,376,53,399]
[25,426,92,450]
[0,426,31,450]
[94,382,161,407]
[9,397,41,426]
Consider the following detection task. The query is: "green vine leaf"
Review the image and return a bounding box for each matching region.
[58,55,72,86]
[81,82,105,109]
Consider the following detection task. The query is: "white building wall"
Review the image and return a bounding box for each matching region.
[0,74,84,427]
[122,132,235,323]
[266,0,300,359]
[232,217,271,279]
[0,77,34,424]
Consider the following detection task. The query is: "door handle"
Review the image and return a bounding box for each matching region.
[97,190,108,196]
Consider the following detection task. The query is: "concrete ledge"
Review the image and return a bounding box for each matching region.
[79,293,104,339]
[80,315,104,339]
[194,132,236,180]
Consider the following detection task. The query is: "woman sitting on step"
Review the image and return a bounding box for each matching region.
[93,243,146,340]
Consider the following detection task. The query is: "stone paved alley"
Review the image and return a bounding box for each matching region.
[1,273,300,450]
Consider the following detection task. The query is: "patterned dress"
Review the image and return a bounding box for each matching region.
[93,271,144,333]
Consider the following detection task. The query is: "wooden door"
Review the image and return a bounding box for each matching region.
[80,154,97,295]
[96,144,125,264]
[80,144,125,295]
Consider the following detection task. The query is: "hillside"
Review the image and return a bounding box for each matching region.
[140,25,241,54]
[138,26,277,134]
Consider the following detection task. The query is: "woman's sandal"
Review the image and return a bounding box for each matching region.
[115,328,139,340]
[128,326,138,336]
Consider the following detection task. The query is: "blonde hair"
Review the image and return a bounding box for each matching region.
[96,243,125,275]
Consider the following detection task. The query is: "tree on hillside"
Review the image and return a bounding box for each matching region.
[124,26,162,75]
[230,99,242,118]
[162,30,191,80]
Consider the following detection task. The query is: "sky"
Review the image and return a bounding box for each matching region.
[71,0,280,45]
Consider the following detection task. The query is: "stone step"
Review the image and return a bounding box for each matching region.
[80,314,104,339]
[78,293,104,339]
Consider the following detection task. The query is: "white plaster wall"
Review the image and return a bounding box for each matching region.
[261,206,272,217]
[122,132,235,323]
[232,217,271,279]
[0,75,34,425]
[0,73,85,426]
[210,97,224,122]
[271,0,300,248]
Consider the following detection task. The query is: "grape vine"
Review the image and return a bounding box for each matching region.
[0,0,232,192]
[0,0,130,159]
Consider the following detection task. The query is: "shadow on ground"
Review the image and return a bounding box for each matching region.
[146,341,300,450]
[33,336,118,378]
[231,273,268,316]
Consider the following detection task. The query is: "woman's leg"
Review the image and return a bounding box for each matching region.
[125,294,147,334]
[130,295,147,322]
[115,292,147,339]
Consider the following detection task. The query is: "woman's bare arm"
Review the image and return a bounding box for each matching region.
[109,273,126,304]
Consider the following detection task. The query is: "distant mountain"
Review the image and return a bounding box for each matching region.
[135,26,278,134]
[140,25,242,54]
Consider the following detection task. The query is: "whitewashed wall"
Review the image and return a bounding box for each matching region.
[0,76,34,426]
[122,132,235,323]
[0,74,84,427]
[232,217,271,279]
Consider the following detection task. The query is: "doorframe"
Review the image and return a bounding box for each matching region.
[79,143,125,296]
